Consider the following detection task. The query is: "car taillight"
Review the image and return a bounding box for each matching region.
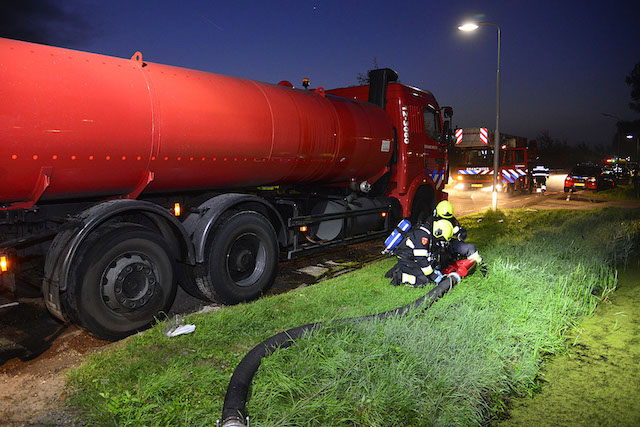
[565,177,573,184]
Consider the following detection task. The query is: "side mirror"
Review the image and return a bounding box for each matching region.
[442,120,453,145]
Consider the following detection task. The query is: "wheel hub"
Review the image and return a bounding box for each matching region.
[226,233,267,287]
[234,249,254,271]
[101,254,158,312]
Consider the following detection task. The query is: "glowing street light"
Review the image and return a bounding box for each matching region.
[458,21,502,211]
[458,23,479,31]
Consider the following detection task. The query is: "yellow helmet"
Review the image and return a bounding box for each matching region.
[433,219,454,241]
[435,201,454,219]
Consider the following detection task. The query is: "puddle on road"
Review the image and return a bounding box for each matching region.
[496,260,640,426]
[0,297,66,366]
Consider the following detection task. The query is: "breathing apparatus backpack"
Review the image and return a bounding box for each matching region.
[382,219,412,255]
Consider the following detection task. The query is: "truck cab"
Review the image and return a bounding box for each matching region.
[327,80,452,221]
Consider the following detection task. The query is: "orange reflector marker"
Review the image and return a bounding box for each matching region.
[173,202,181,217]
[0,256,8,272]
[300,226,308,232]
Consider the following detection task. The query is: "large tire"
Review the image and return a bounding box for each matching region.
[176,262,210,301]
[61,223,177,341]
[190,210,278,304]
[410,186,436,225]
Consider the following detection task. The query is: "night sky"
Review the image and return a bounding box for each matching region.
[4,0,640,147]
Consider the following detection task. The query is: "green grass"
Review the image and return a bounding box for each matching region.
[66,208,640,426]
[594,184,638,200]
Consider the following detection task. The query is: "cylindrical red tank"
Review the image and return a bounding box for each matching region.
[0,38,393,207]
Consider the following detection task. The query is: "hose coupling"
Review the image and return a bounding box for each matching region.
[448,272,461,287]
[219,416,249,427]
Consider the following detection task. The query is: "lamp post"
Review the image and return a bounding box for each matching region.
[626,134,639,163]
[459,21,501,211]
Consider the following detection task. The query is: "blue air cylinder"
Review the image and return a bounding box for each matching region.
[383,219,412,253]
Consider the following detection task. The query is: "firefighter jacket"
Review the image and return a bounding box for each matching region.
[388,224,447,286]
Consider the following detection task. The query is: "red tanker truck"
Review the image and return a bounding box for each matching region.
[0,38,453,340]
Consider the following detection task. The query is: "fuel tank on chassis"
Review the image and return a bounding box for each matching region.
[0,38,393,206]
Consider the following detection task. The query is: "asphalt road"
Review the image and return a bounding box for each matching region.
[448,172,569,216]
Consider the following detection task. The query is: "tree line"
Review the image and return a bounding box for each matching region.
[535,61,640,170]
[535,130,611,170]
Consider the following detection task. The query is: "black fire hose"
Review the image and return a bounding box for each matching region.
[220,273,461,427]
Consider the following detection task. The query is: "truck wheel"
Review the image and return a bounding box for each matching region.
[410,187,436,225]
[62,224,177,341]
[192,210,278,304]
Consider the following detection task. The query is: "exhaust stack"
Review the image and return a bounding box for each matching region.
[368,68,399,109]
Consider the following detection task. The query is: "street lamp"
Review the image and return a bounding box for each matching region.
[626,134,639,163]
[459,21,501,211]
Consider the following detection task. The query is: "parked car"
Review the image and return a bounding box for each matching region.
[602,162,631,185]
[564,164,616,192]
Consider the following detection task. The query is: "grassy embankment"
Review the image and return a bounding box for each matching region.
[596,183,638,200]
[66,208,640,426]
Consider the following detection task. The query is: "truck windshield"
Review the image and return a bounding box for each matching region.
[513,149,525,164]
[423,108,441,141]
[465,149,493,166]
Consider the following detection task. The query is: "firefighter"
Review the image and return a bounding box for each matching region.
[531,163,550,193]
[424,201,482,265]
[385,219,454,287]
